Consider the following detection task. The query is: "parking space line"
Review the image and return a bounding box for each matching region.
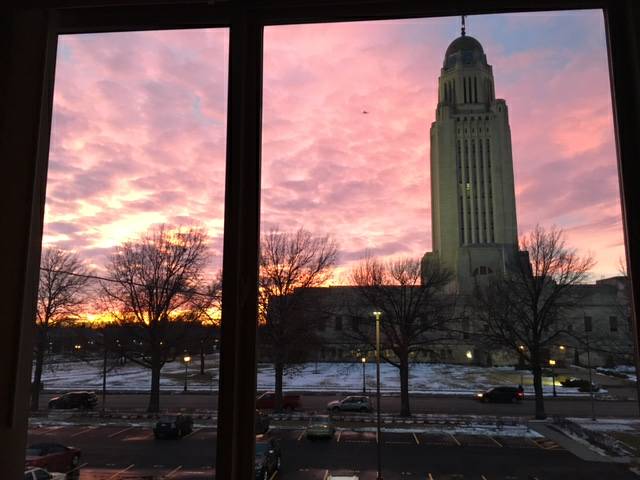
[164,465,182,478]
[481,476,489,480]
[70,426,96,438]
[323,469,329,480]
[296,430,305,441]
[108,426,134,438]
[268,471,277,480]
[183,428,202,439]
[448,433,461,446]
[488,435,503,447]
[337,431,342,442]
[427,474,434,480]
[107,463,134,479]
[413,433,420,445]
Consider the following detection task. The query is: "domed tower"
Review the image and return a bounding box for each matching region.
[424,22,519,293]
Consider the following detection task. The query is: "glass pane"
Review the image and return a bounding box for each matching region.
[258,10,633,480]
[29,28,228,479]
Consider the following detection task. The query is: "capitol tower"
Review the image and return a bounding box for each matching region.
[423,19,519,293]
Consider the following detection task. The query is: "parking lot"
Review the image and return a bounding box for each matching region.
[28,423,635,480]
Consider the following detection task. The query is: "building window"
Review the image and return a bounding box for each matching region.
[350,316,359,331]
[610,316,618,332]
[584,316,593,332]
[335,316,343,331]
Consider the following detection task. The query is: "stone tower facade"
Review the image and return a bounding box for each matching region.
[423,30,519,293]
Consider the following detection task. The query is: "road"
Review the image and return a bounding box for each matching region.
[27,423,637,479]
[40,392,640,418]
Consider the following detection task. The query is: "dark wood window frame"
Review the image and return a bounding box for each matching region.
[1,2,639,479]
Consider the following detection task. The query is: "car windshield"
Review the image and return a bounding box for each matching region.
[255,443,270,456]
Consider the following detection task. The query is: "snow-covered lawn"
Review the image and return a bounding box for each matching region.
[39,357,584,396]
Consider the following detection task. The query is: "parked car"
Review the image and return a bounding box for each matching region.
[255,437,280,480]
[561,377,600,392]
[24,467,66,480]
[25,443,81,473]
[255,391,301,411]
[327,396,372,412]
[48,391,98,410]
[255,409,270,434]
[153,414,194,439]
[476,387,524,403]
[305,422,335,440]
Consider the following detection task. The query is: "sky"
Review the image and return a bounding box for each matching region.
[44,9,625,285]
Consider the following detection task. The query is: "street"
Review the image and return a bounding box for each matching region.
[27,423,638,479]
[39,392,640,418]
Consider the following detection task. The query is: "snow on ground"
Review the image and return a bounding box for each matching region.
[568,417,640,433]
[39,357,584,396]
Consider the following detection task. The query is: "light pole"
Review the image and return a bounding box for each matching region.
[549,359,557,397]
[586,332,596,421]
[183,355,191,393]
[372,311,383,480]
[361,356,367,393]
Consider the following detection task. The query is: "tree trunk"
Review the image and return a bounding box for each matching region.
[30,331,46,411]
[200,342,205,375]
[148,349,161,413]
[531,360,546,420]
[274,362,284,413]
[399,356,411,417]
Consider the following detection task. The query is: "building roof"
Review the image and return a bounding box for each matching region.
[443,35,487,68]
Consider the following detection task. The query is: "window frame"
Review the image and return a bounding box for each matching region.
[2,2,639,480]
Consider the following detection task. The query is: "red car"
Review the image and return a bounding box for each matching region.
[255,391,301,411]
[25,443,81,474]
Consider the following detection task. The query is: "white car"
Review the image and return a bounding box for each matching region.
[24,467,66,480]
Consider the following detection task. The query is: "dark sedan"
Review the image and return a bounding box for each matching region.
[25,442,81,474]
[48,391,98,410]
[153,414,194,439]
[476,386,524,403]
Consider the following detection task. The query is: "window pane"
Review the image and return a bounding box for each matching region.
[257,10,634,480]
[29,28,228,479]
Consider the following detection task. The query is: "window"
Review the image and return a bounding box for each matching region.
[335,316,343,331]
[610,316,618,332]
[584,316,593,332]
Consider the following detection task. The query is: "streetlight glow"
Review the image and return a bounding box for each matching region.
[184,355,191,363]
[465,350,473,360]
[548,359,556,366]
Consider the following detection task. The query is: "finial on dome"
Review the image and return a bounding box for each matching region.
[461,15,466,36]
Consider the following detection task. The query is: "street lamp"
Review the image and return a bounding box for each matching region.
[372,310,383,480]
[549,359,557,397]
[183,355,191,392]
[361,356,367,393]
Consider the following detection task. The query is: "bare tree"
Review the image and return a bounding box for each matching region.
[101,225,210,412]
[349,255,454,417]
[474,225,595,419]
[32,248,90,411]
[258,228,338,411]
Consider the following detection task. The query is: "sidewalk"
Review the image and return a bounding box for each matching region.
[530,421,634,464]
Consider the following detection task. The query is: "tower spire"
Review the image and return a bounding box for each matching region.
[461,15,466,36]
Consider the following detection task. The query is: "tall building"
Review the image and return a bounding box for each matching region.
[423,25,519,293]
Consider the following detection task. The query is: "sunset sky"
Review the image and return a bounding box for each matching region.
[44,9,625,284]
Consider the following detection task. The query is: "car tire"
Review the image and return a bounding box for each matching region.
[330,406,340,412]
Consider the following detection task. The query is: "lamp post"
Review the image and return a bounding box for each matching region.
[361,356,367,393]
[183,355,191,393]
[549,359,557,397]
[372,311,383,480]
[586,332,596,421]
